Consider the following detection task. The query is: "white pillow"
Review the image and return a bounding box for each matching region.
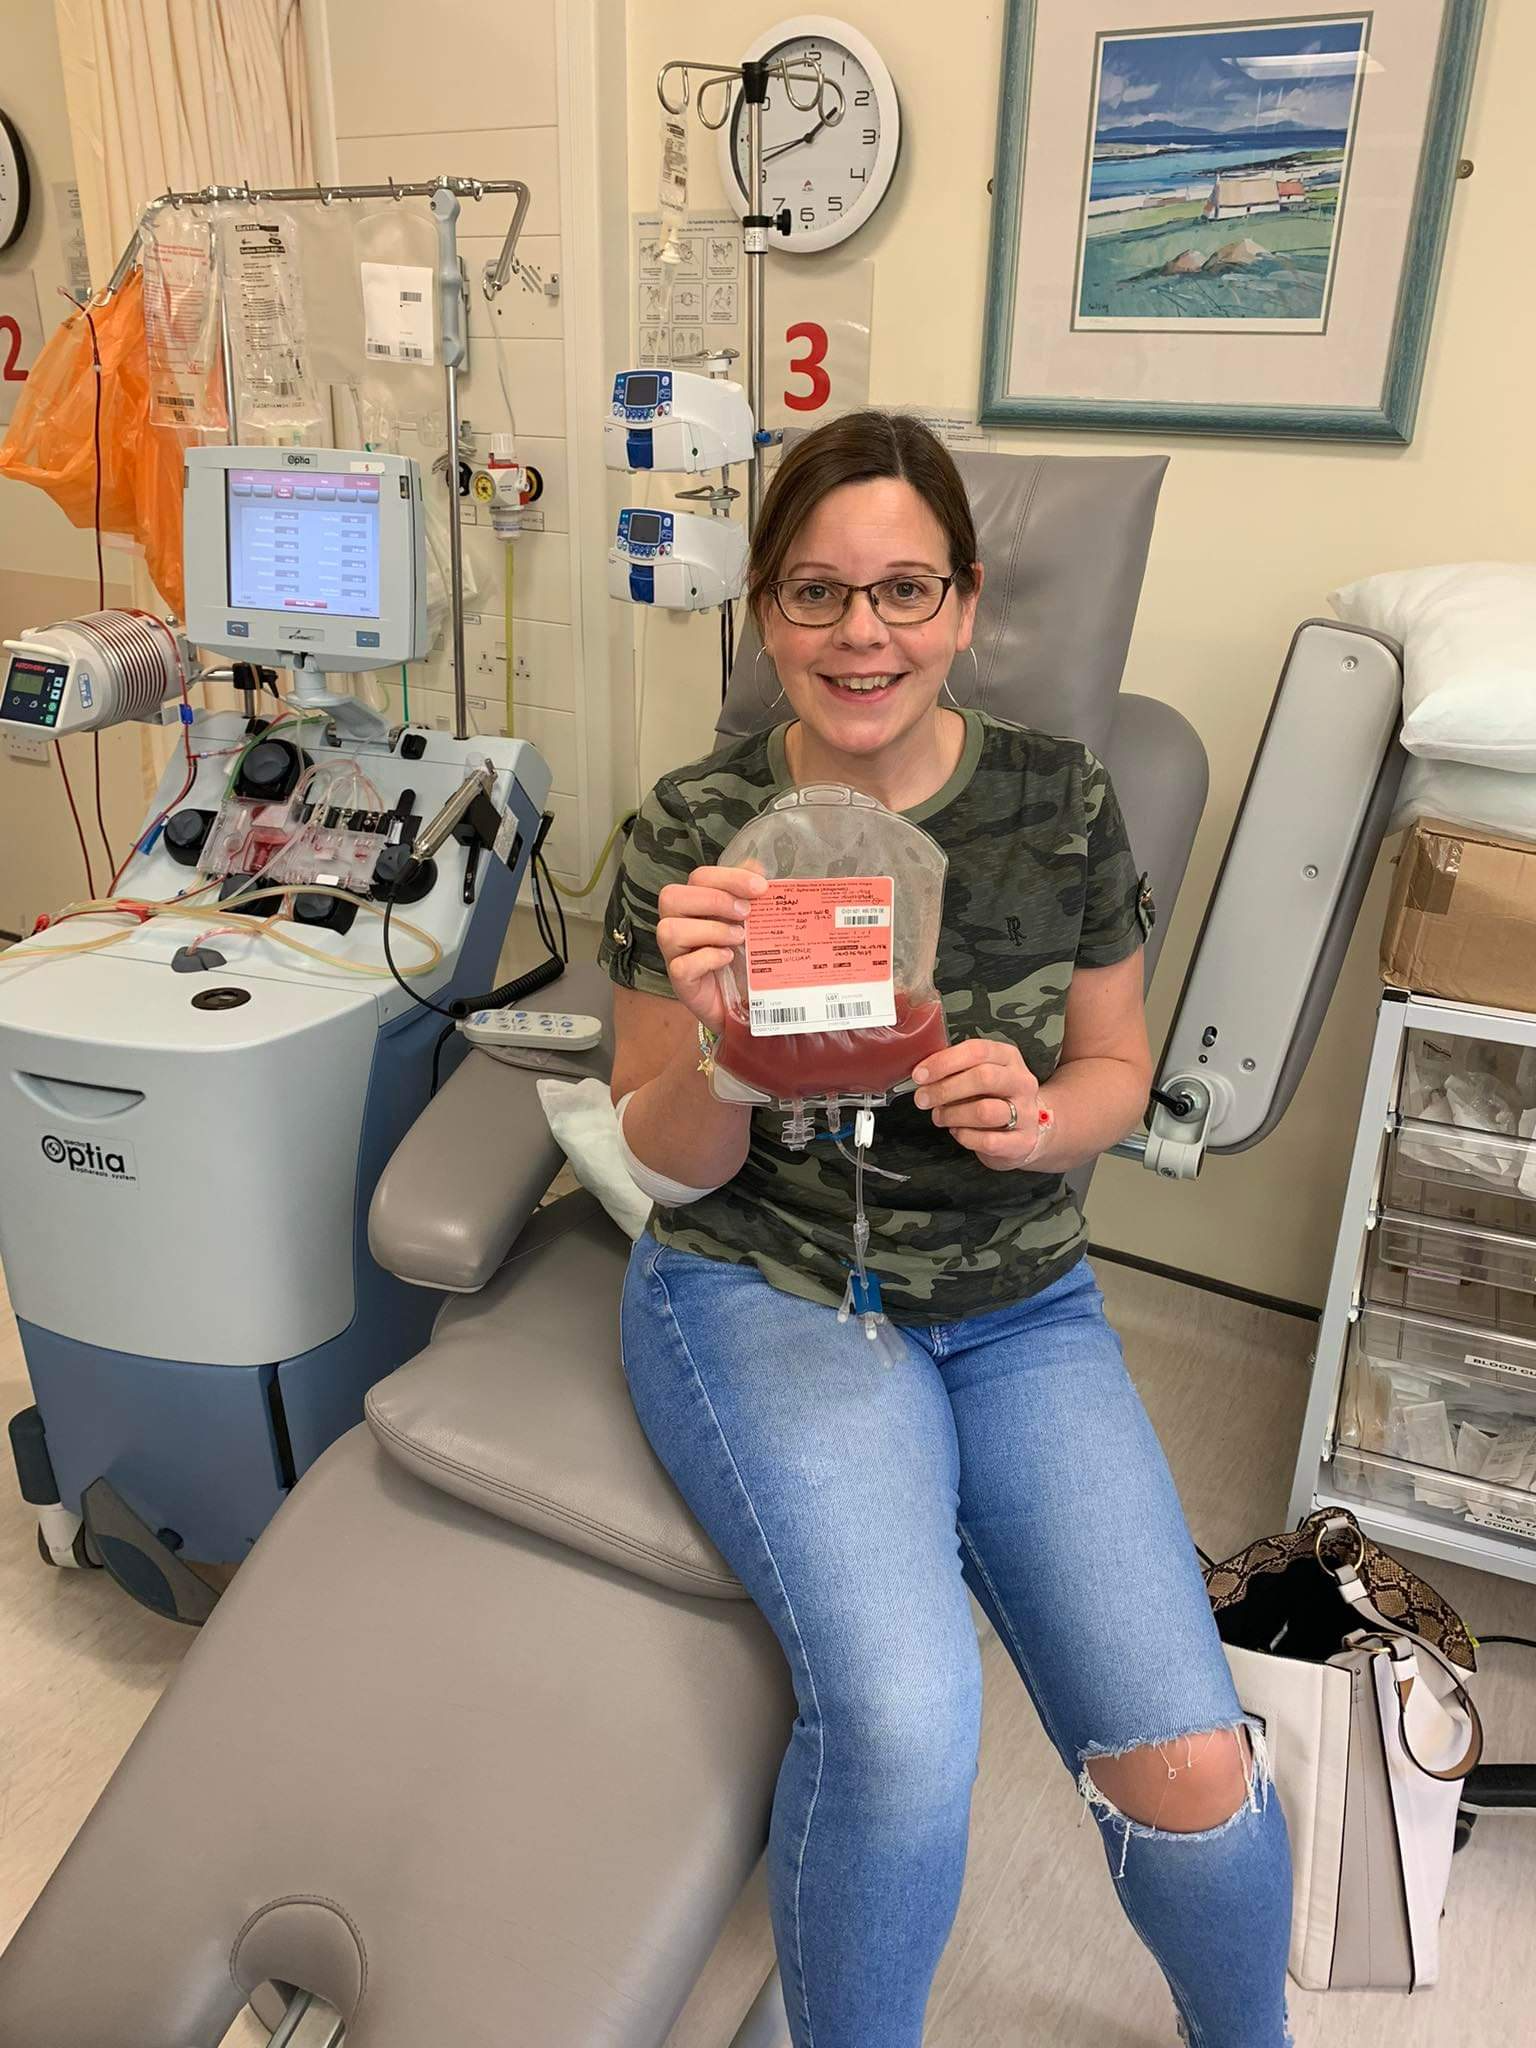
[1391,755,1536,841]
[535,1077,653,1240]
[1329,563,1536,769]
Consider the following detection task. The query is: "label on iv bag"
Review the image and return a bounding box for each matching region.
[220,212,319,427]
[745,877,897,1036]
[361,263,436,366]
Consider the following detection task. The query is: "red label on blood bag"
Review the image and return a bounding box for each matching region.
[744,877,896,1035]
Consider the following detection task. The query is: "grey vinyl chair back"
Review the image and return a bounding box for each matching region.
[717,447,1169,757]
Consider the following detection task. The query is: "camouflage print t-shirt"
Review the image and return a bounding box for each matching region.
[599,709,1149,1325]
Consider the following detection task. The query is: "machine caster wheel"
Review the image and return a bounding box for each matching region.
[1453,1812,1477,1854]
[36,1524,102,1570]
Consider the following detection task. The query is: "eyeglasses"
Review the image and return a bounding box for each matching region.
[769,573,957,629]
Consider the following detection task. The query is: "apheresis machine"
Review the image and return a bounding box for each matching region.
[0,442,552,1615]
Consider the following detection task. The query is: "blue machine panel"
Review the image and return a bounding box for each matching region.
[615,508,673,560]
[610,368,673,421]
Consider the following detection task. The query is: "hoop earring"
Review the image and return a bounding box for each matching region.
[941,644,981,709]
[754,644,786,710]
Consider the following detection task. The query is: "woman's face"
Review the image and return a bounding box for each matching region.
[758,478,981,761]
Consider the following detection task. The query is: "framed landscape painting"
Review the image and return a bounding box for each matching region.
[980,1,1485,440]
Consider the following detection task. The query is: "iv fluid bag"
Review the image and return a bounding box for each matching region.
[711,784,948,1111]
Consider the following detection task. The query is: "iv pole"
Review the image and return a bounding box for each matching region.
[656,56,844,535]
[102,176,545,742]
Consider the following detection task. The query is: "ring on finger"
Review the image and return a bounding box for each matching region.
[1004,1099,1019,1132]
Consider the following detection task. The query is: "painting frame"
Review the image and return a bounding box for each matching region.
[980,0,1485,441]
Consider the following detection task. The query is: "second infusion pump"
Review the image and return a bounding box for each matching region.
[182,446,428,670]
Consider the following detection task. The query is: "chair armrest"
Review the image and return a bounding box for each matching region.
[368,961,614,1293]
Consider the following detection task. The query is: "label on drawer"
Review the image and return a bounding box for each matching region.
[1465,1351,1536,1380]
[1467,1507,1536,1544]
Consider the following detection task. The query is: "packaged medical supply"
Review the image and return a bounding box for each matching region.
[1382,817,1536,1013]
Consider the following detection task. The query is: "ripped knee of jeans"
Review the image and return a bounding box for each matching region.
[1077,1719,1271,1880]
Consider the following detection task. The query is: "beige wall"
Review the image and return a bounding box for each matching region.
[0,1,138,934]
[624,0,1535,1304]
[312,0,628,888]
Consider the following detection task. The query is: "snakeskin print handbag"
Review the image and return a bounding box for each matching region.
[1204,1508,1482,1991]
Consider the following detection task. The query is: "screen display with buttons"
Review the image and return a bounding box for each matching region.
[226,469,382,620]
[1,654,67,728]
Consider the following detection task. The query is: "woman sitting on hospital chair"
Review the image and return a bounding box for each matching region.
[599,409,1292,2048]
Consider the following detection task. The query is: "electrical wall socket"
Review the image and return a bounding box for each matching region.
[4,731,50,764]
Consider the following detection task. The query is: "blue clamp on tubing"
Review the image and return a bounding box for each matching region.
[846,1270,883,1318]
[813,1123,855,1144]
[139,820,167,853]
[178,703,195,724]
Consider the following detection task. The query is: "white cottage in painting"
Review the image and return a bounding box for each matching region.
[1202,175,1283,220]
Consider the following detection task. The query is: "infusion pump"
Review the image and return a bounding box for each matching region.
[604,368,754,473]
[608,507,747,612]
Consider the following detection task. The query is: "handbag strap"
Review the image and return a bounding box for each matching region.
[1319,1516,1484,1782]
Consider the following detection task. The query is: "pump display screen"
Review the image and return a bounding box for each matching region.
[0,654,67,728]
[626,511,663,546]
[226,469,382,619]
[624,373,660,408]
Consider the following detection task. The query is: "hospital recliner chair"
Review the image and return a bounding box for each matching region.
[0,451,1217,2047]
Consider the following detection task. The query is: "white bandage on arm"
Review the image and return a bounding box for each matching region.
[616,1091,724,1205]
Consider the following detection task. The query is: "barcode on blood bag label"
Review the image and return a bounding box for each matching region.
[745,876,896,1038]
[748,991,884,1033]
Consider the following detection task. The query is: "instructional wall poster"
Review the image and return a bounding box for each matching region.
[634,210,742,368]
[633,210,872,428]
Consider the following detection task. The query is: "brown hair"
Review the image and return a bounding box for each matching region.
[747,409,980,625]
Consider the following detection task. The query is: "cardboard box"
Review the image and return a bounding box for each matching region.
[1382,817,1536,1012]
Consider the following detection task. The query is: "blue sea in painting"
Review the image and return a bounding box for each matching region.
[1089,132,1345,202]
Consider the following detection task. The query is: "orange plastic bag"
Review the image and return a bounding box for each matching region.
[0,271,196,616]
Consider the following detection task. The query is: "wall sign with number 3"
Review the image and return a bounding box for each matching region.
[784,321,831,411]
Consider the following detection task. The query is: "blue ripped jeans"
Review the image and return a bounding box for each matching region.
[620,1237,1292,2048]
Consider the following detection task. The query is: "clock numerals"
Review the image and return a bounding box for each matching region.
[721,30,896,251]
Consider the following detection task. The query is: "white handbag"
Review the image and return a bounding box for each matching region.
[1206,1510,1482,1992]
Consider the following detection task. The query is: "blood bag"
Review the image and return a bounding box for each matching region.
[709,783,948,1357]
[711,784,947,1137]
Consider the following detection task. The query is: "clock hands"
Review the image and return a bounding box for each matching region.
[761,115,831,166]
